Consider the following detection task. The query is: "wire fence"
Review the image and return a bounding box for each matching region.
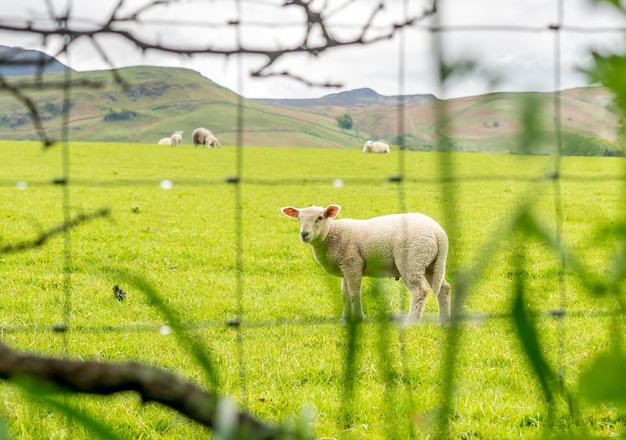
[1,0,626,438]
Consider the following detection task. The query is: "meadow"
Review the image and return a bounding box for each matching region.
[1,141,625,439]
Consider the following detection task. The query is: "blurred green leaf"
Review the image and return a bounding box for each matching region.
[516,94,547,154]
[590,0,625,11]
[579,350,626,405]
[440,60,476,84]
[0,416,8,440]
[512,275,558,403]
[107,269,220,389]
[517,210,609,296]
[586,52,626,113]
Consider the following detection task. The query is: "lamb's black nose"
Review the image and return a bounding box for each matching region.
[300,231,309,241]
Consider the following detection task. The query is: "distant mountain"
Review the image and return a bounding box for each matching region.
[253,87,436,107]
[0,45,73,76]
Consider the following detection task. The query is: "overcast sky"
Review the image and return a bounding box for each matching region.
[1,0,625,100]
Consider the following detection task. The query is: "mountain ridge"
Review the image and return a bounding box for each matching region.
[0,45,73,76]
[253,87,437,107]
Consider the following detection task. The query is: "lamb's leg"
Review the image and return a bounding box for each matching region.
[339,277,364,324]
[404,276,429,321]
[426,269,451,324]
[436,279,451,324]
[340,278,350,324]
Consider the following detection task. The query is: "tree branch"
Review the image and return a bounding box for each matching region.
[0,1,437,88]
[0,342,306,439]
[0,208,111,255]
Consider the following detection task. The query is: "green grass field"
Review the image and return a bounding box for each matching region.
[1,141,625,439]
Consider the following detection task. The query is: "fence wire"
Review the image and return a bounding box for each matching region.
[1,0,626,438]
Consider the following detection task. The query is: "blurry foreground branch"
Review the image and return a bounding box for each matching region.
[0,342,306,439]
[0,1,437,87]
[0,208,111,255]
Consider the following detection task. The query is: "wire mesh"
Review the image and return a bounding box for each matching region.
[1,1,626,438]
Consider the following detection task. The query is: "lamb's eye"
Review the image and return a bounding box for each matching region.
[317,215,323,222]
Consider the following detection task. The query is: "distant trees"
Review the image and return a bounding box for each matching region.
[561,132,623,157]
[336,113,353,130]
[0,100,73,129]
[42,100,73,118]
[104,108,138,122]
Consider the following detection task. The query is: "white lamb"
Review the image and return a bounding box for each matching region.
[192,127,221,148]
[281,204,450,324]
[170,131,183,147]
[363,140,390,153]
[205,134,221,148]
[158,137,172,145]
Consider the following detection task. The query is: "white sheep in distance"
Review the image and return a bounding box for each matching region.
[158,137,172,145]
[281,204,451,324]
[192,127,221,148]
[363,140,390,153]
[170,131,183,147]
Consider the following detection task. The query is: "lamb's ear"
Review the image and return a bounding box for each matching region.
[281,206,300,219]
[325,205,341,218]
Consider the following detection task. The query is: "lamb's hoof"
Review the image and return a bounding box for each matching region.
[438,317,451,327]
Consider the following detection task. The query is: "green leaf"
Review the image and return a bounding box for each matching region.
[107,269,220,389]
[585,53,626,113]
[512,280,557,402]
[590,0,624,11]
[578,350,626,405]
[0,415,9,440]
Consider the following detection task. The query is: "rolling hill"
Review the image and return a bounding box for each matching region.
[0,66,360,148]
[258,86,621,154]
[0,62,621,154]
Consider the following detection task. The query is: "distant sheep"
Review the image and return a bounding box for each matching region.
[281,204,450,324]
[363,140,390,153]
[158,137,172,145]
[192,127,221,148]
[170,131,183,147]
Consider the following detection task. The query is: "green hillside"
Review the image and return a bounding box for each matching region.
[0,65,621,154]
[0,66,360,148]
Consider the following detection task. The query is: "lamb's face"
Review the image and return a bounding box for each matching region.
[296,207,328,243]
[281,204,340,244]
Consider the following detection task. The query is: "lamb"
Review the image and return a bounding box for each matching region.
[281,204,450,324]
[158,137,172,145]
[192,127,221,148]
[205,134,221,148]
[363,140,390,153]
[170,131,183,147]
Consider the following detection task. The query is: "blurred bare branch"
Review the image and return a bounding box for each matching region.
[0,342,306,439]
[0,0,437,87]
[0,208,110,255]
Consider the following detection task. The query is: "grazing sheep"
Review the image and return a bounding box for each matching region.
[205,134,221,148]
[170,131,183,147]
[363,140,390,153]
[158,137,172,145]
[281,204,450,324]
[192,127,220,148]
